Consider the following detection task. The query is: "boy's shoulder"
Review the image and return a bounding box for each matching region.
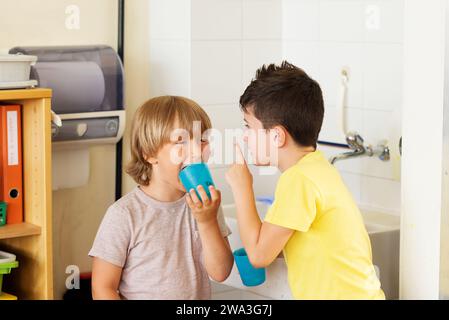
[277,163,319,194]
[292,151,339,181]
[276,151,340,195]
[106,187,143,217]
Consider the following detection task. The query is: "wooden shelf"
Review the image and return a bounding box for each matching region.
[0,88,53,299]
[0,223,41,240]
[0,88,52,100]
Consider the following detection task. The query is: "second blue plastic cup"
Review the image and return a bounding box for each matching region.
[179,162,215,200]
[233,248,266,287]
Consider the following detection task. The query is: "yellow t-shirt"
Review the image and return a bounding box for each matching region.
[265,151,385,300]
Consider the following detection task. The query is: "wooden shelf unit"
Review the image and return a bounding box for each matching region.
[0,88,53,299]
[0,223,41,240]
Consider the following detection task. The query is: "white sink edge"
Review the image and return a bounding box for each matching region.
[222,203,400,232]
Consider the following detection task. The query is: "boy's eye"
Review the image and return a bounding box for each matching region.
[201,139,209,144]
[244,124,250,129]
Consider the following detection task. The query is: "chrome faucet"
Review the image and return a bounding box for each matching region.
[329,132,390,165]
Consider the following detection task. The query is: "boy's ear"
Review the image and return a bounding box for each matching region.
[145,154,158,165]
[272,126,287,148]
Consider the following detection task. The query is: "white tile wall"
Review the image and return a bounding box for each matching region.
[282,41,320,79]
[191,1,283,205]
[191,41,242,105]
[204,104,244,170]
[363,43,403,111]
[242,0,282,40]
[320,106,364,145]
[319,0,365,42]
[148,40,191,97]
[242,40,283,90]
[340,171,362,203]
[149,0,190,40]
[318,43,364,109]
[147,0,404,215]
[205,104,243,133]
[364,0,404,43]
[362,109,393,147]
[361,176,401,213]
[361,109,401,180]
[282,0,319,41]
[283,0,404,215]
[191,0,242,40]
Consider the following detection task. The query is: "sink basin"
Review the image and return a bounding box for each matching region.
[220,204,400,300]
[221,212,293,299]
[362,210,400,300]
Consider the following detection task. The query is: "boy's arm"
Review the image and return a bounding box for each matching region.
[91,257,122,300]
[231,182,294,268]
[186,186,234,282]
[226,144,294,268]
[197,221,234,282]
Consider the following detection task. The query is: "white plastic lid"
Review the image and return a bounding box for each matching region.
[0,53,37,63]
[0,250,16,264]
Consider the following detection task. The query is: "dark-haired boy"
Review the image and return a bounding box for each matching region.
[225,62,385,300]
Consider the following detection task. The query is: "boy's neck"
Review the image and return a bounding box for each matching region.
[140,179,185,203]
[277,144,316,173]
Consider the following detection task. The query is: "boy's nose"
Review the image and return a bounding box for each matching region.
[183,140,202,167]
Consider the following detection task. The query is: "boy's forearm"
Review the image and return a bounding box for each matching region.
[232,185,263,257]
[197,220,234,282]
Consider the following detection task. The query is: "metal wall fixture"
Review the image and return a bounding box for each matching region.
[329,131,390,165]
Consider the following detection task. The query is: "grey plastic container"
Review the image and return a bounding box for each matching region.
[0,54,37,82]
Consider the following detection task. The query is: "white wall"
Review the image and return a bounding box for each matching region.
[193,0,283,203]
[143,0,403,214]
[400,0,447,300]
[139,0,283,204]
[283,0,403,215]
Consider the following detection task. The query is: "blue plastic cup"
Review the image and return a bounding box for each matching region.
[233,248,266,287]
[179,162,215,200]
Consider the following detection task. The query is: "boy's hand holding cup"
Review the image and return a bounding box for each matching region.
[185,184,221,224]
[180,145,221,224]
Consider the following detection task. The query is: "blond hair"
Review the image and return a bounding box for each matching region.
[126,96,212,185]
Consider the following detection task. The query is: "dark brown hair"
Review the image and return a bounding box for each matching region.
[240,61,324,148]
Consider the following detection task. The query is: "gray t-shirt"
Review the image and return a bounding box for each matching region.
[88,186,231,300]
